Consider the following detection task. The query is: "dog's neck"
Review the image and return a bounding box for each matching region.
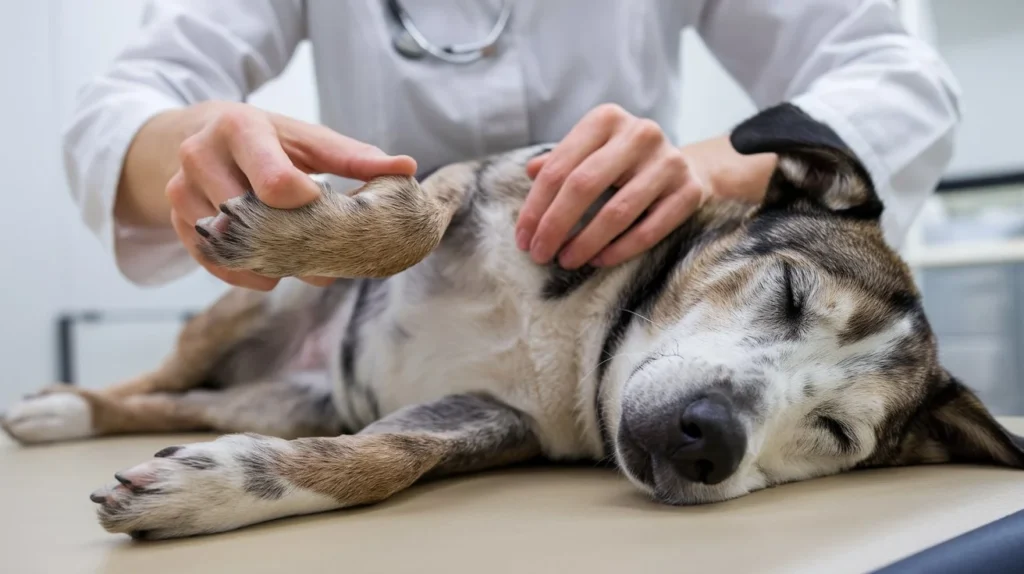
[665,197,755,271]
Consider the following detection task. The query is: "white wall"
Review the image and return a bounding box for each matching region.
[0,2,66,409]
[930,0,1024,178]
[677,30,757,144]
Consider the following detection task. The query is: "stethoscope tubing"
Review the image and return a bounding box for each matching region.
[387,0,512,64]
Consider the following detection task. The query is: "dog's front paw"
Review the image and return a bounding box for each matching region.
[90,434,335,539]
[1,387,94,444]
[195,176,440,279]
[195,192,282,274]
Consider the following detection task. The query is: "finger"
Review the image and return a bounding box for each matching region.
[276,116,418,181]
[170,210,279,291]
[556,158,677,269]
[224,116,324,209]
[526,153,549,179]
[528,134,651,265]
[516,111,620,250]
[165,171,217,227]
[591,183,704,268]
[179,142,250,206]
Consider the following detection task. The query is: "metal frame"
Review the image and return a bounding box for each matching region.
[938,171,1024,193]
[55,310,197,385]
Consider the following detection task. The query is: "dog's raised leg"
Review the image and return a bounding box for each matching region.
[197,167,476,279]
[89,393,540,540]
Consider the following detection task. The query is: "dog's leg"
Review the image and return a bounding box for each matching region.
[2,280,346,444]
[104,287,274,399]
[90,393,540,540]
[1,374,343,444]
[107,279,347,398]
[196,166,476,279]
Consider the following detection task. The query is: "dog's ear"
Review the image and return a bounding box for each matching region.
[894,370,1024,469]
[730,103,883,221]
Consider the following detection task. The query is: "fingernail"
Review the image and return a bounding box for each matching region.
[515,229,530,250]
[530,238,550,264]
[367,147,388,157]
[558,250,577,269]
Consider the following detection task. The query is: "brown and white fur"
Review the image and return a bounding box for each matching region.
[4,104,1023,540]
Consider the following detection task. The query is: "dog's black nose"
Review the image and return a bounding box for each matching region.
[671,395,747,484]
[618,391,749,489]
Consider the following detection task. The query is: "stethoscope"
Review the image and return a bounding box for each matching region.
[386,0,513,64]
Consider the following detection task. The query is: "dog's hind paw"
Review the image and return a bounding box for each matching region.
[0,389,94,444]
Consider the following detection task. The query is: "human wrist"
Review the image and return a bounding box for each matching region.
[679,135,776,205]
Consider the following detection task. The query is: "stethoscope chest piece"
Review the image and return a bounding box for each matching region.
[393,29,427,60]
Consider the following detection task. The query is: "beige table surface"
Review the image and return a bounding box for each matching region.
[3,421,1024,574]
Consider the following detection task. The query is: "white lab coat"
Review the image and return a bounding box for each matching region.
[63,0,961,286]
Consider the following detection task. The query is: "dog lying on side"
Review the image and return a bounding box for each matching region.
[3,104,1022,540]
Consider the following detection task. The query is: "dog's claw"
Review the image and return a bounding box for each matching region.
[219,203,250,228]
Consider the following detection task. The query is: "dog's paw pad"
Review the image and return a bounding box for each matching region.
[195,212,231,239]
[0,392,93,444]
[195,194,270,270]
[218,202,251,228]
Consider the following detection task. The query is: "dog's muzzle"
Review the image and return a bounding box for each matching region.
[618,391,748,493]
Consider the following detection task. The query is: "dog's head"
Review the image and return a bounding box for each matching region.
[610,103,1024,504]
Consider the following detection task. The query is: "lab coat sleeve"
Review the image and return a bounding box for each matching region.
[62,0,306,286]
[696,0,962,248]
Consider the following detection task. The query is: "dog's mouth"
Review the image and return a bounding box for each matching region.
[615,420,656,490]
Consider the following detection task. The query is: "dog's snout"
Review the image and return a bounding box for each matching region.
[619,391,748,490]
[672,395,746,485]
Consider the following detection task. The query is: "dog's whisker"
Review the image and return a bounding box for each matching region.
[579,350,648,385]
[616,308,668,330]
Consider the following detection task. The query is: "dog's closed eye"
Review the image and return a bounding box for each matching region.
[813,414,856,454]
[782,263,803,321]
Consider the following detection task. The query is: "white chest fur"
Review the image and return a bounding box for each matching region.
[346,257,594,458]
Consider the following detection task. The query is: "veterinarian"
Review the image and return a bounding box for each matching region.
[64,1,959,291]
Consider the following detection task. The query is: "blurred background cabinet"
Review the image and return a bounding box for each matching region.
[899,0,1024,415]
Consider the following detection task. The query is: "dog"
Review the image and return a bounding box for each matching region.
[3,103,1022,540]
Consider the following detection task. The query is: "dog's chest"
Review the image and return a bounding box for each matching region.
[347,258,596,458]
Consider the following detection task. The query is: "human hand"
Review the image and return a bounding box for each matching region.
[168,101,417,290]
[515,103,712,270]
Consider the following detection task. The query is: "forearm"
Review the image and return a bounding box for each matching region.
[115,102,224,228]
[679,135,777,205]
